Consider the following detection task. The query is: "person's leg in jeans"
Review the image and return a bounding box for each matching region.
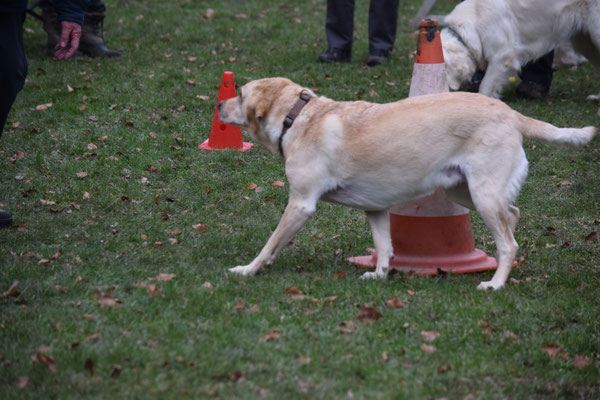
[367,0,399,65]
[318,0,354,62]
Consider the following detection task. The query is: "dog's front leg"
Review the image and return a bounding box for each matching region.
[360,210,393,280]
[229,198,316,276]
[478,61,514,99]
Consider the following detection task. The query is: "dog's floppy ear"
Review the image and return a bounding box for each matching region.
[247,99,266,134]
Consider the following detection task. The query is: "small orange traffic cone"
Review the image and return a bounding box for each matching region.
[199,71,253,151]
[348,19,497,275]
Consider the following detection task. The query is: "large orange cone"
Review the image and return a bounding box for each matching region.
[199,71,253,151]
[348,19,497,275]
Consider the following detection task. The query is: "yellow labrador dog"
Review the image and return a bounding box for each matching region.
[218,78,595,290]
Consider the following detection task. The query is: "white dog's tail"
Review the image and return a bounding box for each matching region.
[519,115,596,147]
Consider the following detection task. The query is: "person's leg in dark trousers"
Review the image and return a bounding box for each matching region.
[0,11,28,227]
[517,51,555,99]
[318,0,354,62]
[0,12,28,137]
[367,0,399,65]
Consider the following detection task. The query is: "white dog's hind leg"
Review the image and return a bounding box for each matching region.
[229,198,316,276]
[475,203,519,290]
[360,210,393,280]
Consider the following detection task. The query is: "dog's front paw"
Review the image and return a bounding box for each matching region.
[359,271,387,280]
[477,280,504,291]
[229,265,258,276]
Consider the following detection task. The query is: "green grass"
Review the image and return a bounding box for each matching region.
[1,0,599,398]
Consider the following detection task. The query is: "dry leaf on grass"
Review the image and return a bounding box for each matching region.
[420,344,437,353]
[15,376,29,389]
[573,355,591,369]
[1,280,20,299]
[259,329,280,342]
[98,293,120,307]
[31,353,56,371]
[543,344,562,356]
[356,306,382,323]
[156,273,175,281]
[385,296,404,309]
[35,103,53,111]
[420,331,440,341]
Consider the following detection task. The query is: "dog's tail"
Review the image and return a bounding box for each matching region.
[519,114,596,147]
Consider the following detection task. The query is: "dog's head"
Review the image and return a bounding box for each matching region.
[441,29,478,91]
[218,77,304,155]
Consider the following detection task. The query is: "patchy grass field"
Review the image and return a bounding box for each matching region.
[1,0,599,398]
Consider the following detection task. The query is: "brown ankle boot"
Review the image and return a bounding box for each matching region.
[79,12,121,58]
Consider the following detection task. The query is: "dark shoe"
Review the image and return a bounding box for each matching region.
[318,48,351,63]
[516,81,550,100]
[0,209,13,228]
[366,49,391,66]
[42,10,84,58]
[79,12,121,58]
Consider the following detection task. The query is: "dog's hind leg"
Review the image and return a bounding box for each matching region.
[360,210,393,280]
[472,196,519,290]
[229,198,317,276]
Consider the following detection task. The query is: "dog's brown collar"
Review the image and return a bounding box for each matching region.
[279,90,313,156]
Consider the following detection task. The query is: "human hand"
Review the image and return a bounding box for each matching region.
[54,21,82,60]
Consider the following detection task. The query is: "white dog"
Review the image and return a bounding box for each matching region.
[218,78,596,290]
[441,0,600,99]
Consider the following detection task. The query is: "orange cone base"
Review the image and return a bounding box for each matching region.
[198,139,253,152]
[348,249,496,275]
[348,213,497,275]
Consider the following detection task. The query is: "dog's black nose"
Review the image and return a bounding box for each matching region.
[217,101,224,111]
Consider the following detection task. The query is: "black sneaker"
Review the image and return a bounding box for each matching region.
[516,81,550,100]
[318,48,351,63]
[366,49,391,66]
[0,209,13,228]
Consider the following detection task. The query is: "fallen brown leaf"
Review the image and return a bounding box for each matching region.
[156,273,175,281]
[98,293,119,307]
[420,331,440,341]
[15,376,29,389]
[284,286,301,295]
[259,329,280,342]
[35,103,53,111]
[1,280,20,299]
[332,270,346,280]
[31,353,56,371]
[385,296,404,309]
[84,358,94,376]
[543,344,562,356]
[356,306,382,323]
[111,364,122,377]
[192,223,207,232]
[420,344,437,353]
[573,355,591,369]
[233,299,245,310]
[585,231,598,242]
[339,320,358,334]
